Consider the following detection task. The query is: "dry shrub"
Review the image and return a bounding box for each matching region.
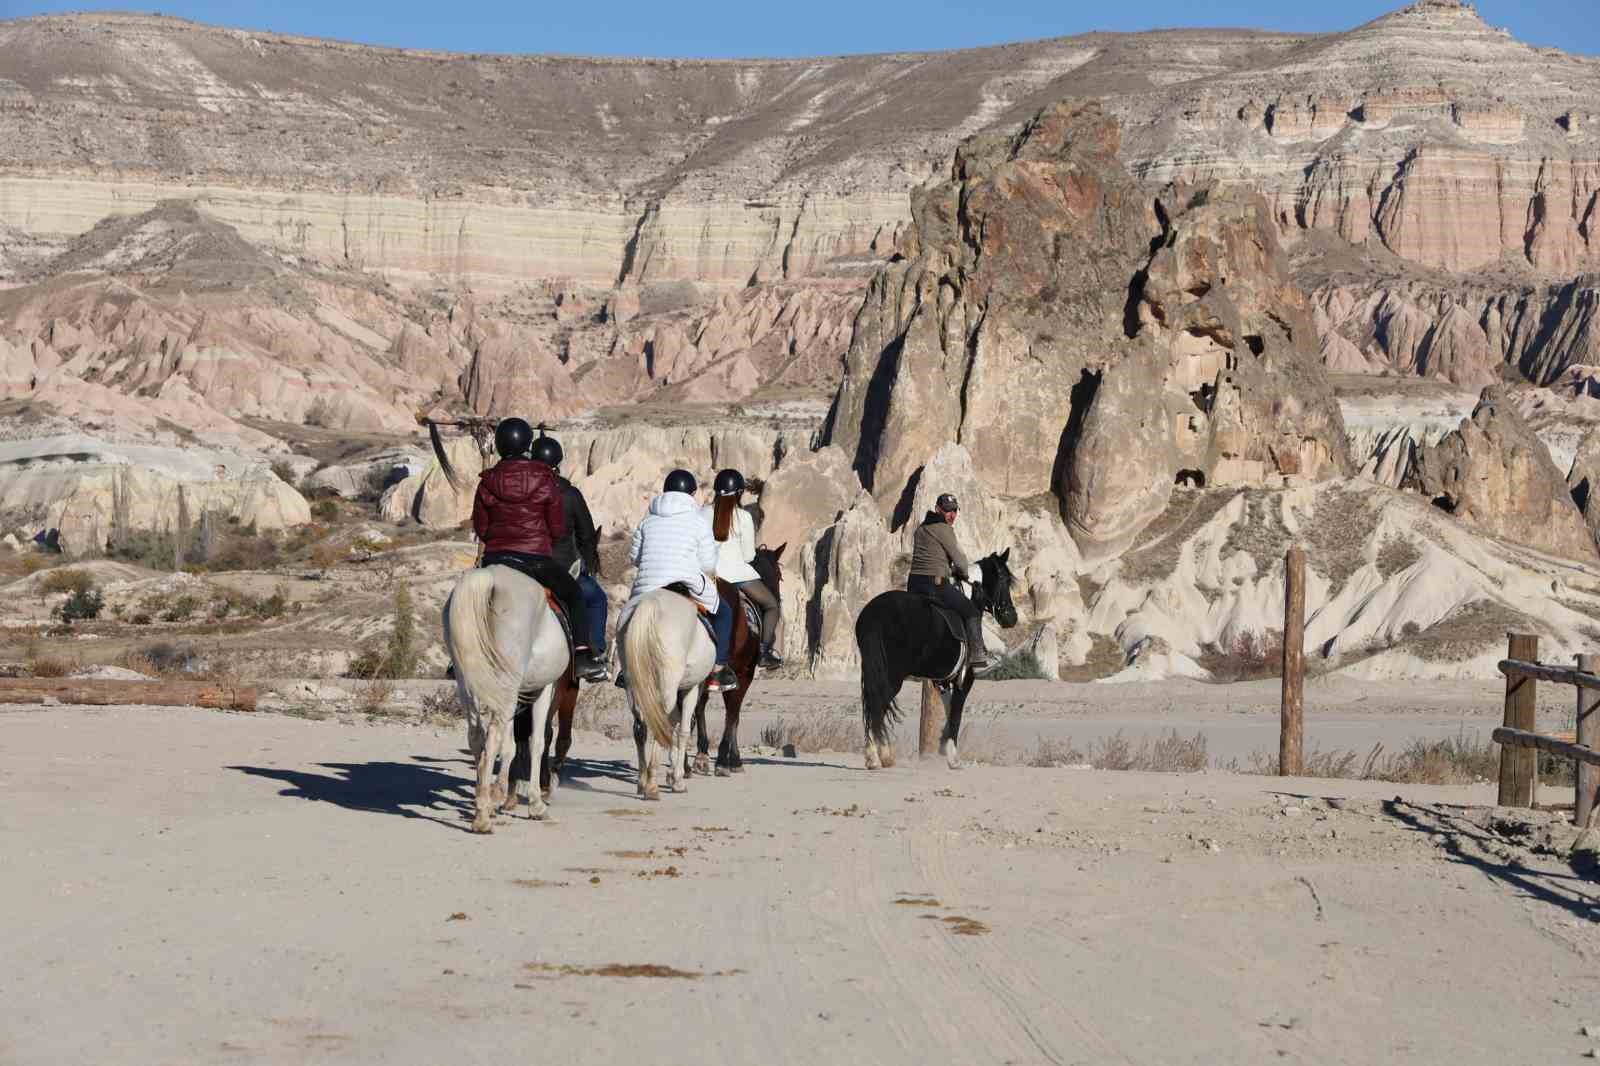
[760,711,859,753]
[39,569,94,596]
[357,677,396,716]
[26,650,75,678]
[1196,629,1282,683]
[1233,730,1501,784]
[1027,735,1086,767]
[419,686,464,723]
[1087,729,1209,773]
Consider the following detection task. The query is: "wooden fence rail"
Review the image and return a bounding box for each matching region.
[1493,636,1600,826]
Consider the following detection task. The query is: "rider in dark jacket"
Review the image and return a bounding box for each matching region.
[473,417,607,682]
[541,431,610,659]
[906,493,992,671]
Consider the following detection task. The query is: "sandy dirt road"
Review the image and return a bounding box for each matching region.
[5,703,1600,1065]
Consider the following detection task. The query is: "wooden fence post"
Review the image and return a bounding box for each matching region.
[1279,547,1306,776]
[1577,653,1600,827]
[1498,632,1539,807]
[919,681,942,758]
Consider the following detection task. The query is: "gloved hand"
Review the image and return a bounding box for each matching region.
[966,564,983,586]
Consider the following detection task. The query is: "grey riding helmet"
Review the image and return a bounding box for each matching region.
[936,493,959,513]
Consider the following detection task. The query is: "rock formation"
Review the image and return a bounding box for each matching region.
[1416,386,1594,560]
[827,102,1351,558]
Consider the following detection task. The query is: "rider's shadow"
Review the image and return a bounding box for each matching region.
[229,759,473,829]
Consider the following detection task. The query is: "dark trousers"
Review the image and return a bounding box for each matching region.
[481,551,593,650]
[907,575,980,621]
[577,572,608,653]
[712,598,734,664]
[736,579,780,645]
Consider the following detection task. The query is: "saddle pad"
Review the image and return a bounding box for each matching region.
[663,580,713,614]
[739,593,761,636]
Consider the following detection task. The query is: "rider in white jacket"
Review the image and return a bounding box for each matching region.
[623,469,739,692]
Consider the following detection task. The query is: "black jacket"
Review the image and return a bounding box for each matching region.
[551,476,601,575]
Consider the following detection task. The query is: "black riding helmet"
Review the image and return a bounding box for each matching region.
[663,469,698,494]
[713,468,746,497]
[936,493,960,513]
[494,417,534,458]
[530,424,563,467]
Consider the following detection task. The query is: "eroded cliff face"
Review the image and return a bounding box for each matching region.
[826,103,1351,559]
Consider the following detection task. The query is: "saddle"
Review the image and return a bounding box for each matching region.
[912,586,975,687]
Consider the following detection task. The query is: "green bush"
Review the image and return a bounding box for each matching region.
[984,650,1047,681]
[130,613,153,626]
[311,499,339,521]
[162,594,199,623]
[58,587,105,623]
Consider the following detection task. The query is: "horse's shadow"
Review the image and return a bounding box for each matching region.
[229,758,472,830]
[549,756,639,790]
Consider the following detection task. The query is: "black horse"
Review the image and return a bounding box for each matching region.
[690,544,786,777]
[854,549,1020,770]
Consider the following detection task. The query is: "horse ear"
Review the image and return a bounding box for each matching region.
[774,542,787,560]
[1001,547,1011,562]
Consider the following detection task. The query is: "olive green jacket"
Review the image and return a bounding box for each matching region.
[909,511,971,580]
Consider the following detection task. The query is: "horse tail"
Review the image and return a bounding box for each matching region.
[446,568,520,731]
[624,592,675,748]
[856,605,900,747]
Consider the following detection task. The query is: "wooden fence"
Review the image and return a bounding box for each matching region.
[1494,634,1600,826]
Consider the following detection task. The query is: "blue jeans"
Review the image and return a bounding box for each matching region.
[577,573,608,653]
[712,597,734,664]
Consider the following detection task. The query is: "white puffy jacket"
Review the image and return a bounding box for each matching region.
[623,491,720,619]
[701,504,761,584]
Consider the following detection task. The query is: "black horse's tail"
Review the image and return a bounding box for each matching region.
[857,607,900,747]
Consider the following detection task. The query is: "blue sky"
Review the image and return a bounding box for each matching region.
[2,0,1594,58]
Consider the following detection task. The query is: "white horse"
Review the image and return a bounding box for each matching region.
[443,564,571,833]
[619,589,717,800]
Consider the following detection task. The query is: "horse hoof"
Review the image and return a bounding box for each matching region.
[540,788,552,802]
[640,790,661,802]
[528,805,551,822]
[715,766,733,778]
[694,758,712,776]
[470,818,494,835]
[731,763,746,774]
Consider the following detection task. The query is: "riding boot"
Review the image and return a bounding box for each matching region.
[574,647,609,683]
[963,616,994,671]
[759,644,784,669]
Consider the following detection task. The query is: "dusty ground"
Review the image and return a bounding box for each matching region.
[7,700,1600,1065]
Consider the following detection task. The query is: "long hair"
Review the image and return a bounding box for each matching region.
[712,494,738,542]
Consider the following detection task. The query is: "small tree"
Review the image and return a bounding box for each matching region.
[58,587,105,623]
[386,584,417,678]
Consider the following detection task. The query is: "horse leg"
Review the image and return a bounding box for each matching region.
[631,698,658,801]
[471,712,506,833]
[508,696,532,812]
[691,686,712,777]
[550,678,577,789]
[523,687,556,820]
[940,674,972,770]
[716,689,746,776]
[492,714,518,816]
[538,706,555,799]
[668,691,693,794]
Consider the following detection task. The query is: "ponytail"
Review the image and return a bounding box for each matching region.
[712,494,736,542]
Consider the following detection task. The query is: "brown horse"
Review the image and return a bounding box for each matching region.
[689,544,784,777]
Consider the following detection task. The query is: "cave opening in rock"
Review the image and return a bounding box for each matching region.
[1431,494,1457,515]
[1175,469,1206,488]
[1244,335,1265,356]
[1051,368,1104,511]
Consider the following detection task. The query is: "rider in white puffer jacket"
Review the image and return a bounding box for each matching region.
[622,469,738,692]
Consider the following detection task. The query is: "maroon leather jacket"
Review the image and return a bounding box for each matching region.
[472,458,566,557]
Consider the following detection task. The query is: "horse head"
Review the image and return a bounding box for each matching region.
[753,542,786,597]
[978,548,1019,629]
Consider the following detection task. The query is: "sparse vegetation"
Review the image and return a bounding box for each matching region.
[40,569,94,596]
[57,586,105,623]
[1376,536,1423,579]
[348,584,418,679]
[24,638,75,678]
[1196,629,1283,682]
[1120,490,1243,583]
[760,711,859,753]
[983,650,1047,681]
[1059,632,1125,682]
[1301,487,1382,592]
[161,594,199,623]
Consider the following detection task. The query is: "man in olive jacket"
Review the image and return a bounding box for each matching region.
[906,493,992,670]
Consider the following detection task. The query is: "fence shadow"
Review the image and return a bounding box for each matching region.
[1378,798,1600,922]
[230,759,472,831]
